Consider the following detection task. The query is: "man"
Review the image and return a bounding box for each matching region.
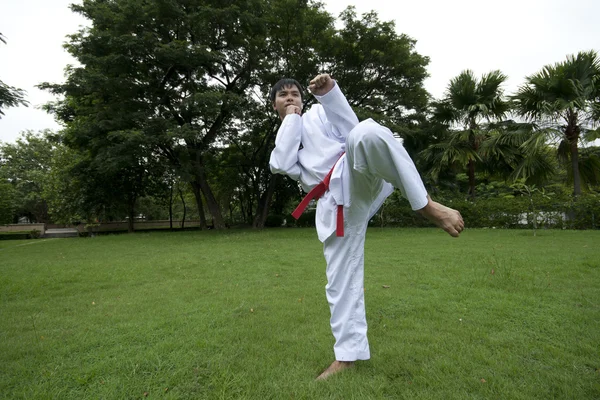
[269,74,464,380]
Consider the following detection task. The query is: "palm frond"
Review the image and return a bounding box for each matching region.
[431,100,462,125]
[513,50,600,124]
[510,148,557,185]
[447,70,478,110]
[477,70,507,100]
[578,147,600,188]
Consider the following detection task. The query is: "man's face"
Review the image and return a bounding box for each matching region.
[273,84,302,120]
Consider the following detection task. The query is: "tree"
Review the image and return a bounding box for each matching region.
[512,50,600,196]
[479,121,557,185]
[42,140,87,224]
[0,131,55,223]
[0,180,17,224]
[323,7,429,128]
[426,70,511,198]
[41,0,333,230]
[0,33,29,117]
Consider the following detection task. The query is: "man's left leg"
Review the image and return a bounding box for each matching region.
[317,231,368,380]
[317,150,386,380]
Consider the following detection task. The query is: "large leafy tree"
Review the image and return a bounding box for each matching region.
[512,50,600,196]
[425,70,511,198]
[41,0,333,229]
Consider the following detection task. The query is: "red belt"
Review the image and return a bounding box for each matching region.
[291,154,345,237]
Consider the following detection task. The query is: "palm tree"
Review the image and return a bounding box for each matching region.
[479,121,557,185]
[512,50,600,196]
[426,70,510,198]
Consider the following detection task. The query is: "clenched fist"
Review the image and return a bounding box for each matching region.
[308,74,335,96]
[285,105,302,116]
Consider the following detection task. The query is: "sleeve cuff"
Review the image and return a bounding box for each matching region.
[282,113,301,125]
[313,80,340,103]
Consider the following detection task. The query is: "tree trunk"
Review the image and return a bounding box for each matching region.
[179,188,187,229]
[193,165,226,229]
[467,121,479,200]
[566,112,581,197]
[191,182,207,229]
[570,136,582,196]
[169,185,173,230]
[127,196,136,233]
[253,174,278,229]
[239,193,246,225]
[246,196,254,225]
[468,159,476,200]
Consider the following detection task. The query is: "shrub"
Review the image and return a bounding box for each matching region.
[295,209,316,227]
[375,190,599,229]
[264,214,285,228]
[0,232,31,240]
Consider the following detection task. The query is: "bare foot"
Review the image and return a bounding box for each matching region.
[418,197,464,237]
[316,361,354,381]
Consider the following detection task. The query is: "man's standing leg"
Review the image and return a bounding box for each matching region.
[317,149,387,380]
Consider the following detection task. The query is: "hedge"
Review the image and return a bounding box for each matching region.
[374,192,599,229]
[267,192,599,230]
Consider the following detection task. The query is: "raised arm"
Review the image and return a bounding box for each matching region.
[269,114,303,181]
[309,74,359,141]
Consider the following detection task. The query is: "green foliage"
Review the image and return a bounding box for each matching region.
[0,232,32,240]
[564,192,600,229]
[0,130,55,223]
[264,214,285,228]
[512,50,600,195]
[511,182,555,235]
[294,209,316,228]
[0,81,28,118]
[42,142,87,224]
[433,70,510,128]
[0,180,17,224]
[424,70,511,197]
[378,189,599,230]
[0,33,30,117]
[323,7,429,126]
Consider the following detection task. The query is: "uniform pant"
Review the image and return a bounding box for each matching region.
[322,119,427,361]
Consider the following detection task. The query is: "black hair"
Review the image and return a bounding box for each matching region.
[269,78,304,103]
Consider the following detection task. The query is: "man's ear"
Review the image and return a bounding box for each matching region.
[272,102,277,110]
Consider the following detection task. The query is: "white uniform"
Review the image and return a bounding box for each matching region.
[269,82,428,361]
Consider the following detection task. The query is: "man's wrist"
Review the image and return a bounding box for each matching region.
[417,197,438,219]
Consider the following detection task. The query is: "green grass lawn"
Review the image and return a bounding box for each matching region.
[1,228,599,399]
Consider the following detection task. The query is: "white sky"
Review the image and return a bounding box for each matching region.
[1,0,599,144]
